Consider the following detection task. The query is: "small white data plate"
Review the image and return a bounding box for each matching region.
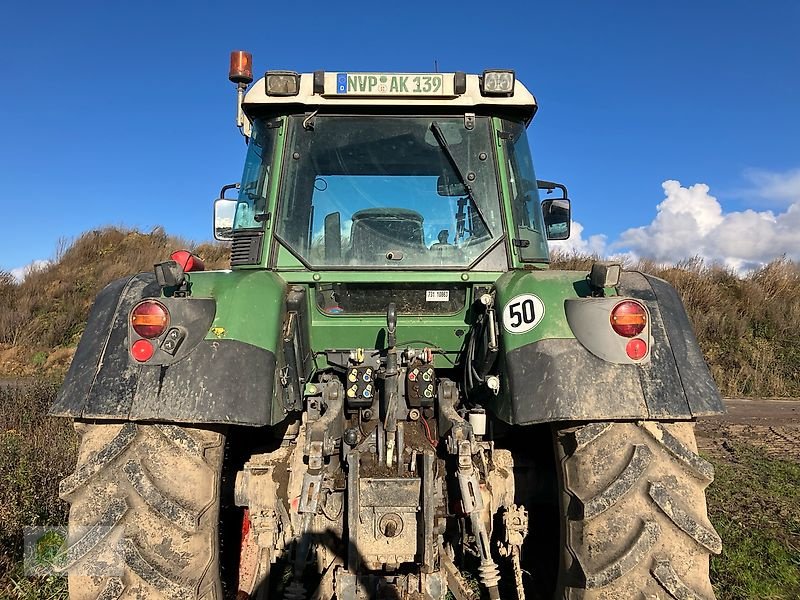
[502,294,545,334]
[426,290,450,302]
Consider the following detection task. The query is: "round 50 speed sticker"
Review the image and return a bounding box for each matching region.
[502,294,546,334]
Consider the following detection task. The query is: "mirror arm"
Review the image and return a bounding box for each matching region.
[536,180,568,199]
[219,182,240,199]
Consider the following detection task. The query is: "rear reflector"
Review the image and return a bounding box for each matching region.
[626,338,648,360]
[131,339,155,362]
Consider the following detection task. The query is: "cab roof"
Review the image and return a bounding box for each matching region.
[242,72,537,123]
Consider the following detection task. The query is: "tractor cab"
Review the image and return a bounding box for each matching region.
[214,64,571,274]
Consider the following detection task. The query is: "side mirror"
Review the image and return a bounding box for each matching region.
[214,183,239,241]
[324,212,342,261]
[214,198,237,241]
[542,198,571,240]
[437,173,467,196]
[537,180,571,240]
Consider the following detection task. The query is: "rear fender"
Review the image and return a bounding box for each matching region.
[492,270,724,425]
[50,272,281,426]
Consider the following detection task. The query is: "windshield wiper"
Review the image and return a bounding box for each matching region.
[429,122,493,239]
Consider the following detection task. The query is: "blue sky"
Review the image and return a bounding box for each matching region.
[1,0,799,275]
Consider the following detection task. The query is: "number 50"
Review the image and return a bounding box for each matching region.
[508,298,536,328]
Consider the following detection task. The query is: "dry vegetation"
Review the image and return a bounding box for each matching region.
[0,380,74,597]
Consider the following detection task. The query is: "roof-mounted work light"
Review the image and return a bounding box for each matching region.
[265,71,300,96]
[481,70,515,96]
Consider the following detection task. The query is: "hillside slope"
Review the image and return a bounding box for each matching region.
[0,227,228,375]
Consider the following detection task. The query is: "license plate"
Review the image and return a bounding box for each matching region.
[336,73,445,96]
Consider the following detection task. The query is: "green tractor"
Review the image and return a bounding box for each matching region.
[51,53,724,600]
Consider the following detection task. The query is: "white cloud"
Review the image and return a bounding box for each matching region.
[557,172,800,273]
[614,179,800,270]
[549,221,608,256]
[615,181,724,263]
[742,168,800,204]
[9,259,50,282]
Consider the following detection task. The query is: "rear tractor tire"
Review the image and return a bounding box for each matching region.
[59,421,225,600]
[555,421,721,600]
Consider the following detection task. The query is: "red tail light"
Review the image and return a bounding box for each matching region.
[131,339,155,362]
[626,338,648,360]
[131,300,169,339]
[170,250,205,273]
[610,301,647,338]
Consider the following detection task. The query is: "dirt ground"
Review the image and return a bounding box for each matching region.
[696,398,800,462]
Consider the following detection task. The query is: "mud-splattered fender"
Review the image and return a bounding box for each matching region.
[493,271,724,425]
[50,272,277,426]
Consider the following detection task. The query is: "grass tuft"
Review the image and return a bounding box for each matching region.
[706,443,800,599]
